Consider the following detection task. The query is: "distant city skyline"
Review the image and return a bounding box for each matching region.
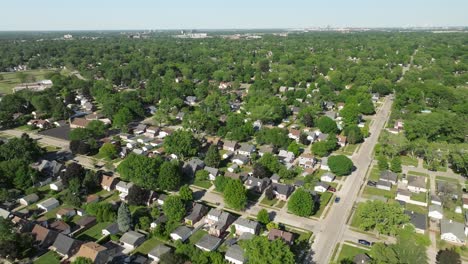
[1,0,467,31]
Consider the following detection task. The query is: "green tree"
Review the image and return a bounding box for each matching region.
[356,201,409,235]
[288,188,313,217]
[243,236,295,264]
[86,120,106,138]
[179,185,193,201]
[204,145,221,168]
[98,143,117,159]
[311,141,331,157]
[287,141,300,156]
[378,155,389,170]
[224,179,247,210]
[214,176,230,192]
[328,155,354,176]
[163,196,185,222]
[390,156,402,173]
[117,202,132,232]
[164,130,200,159]
[343,125,363,144]
[359,99,375,115]
[437,249,461,264]
[117,154,161,190]
[0,217,34,260]
[317,116,338,134]
[158,161,182,191]
[139,216,151,230]
[113,107,133,130]
[257,208,270,225]
[340,103,360,125]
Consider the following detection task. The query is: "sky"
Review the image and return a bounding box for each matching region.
[1,0,467,30]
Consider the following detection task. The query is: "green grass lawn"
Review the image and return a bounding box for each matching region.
[436,176,459,184]
[405,203,428,214]
[362,186,396,199]
[423,163,447,172]
[133,237,164,254]
[275,200,287,209]
[314,192,333,217]
[34,251,61,264]
[407,171,429,177]
[368,166,380,182]
[193,180,212,189]
[76,222,110,241]
[189,229,208,244]
[337,243,369,262]
[0,69,57,94]
[443,208,465,223]
[335,144,359,155]
[400,156,418,167]
[260,197,278,207]
[411,192,427,203]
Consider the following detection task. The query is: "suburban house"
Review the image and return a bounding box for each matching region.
[76,216,97,230]
[380,170,398,185]
[431,195,442,206]
[314,182,330,193]
[75,242,113,264]
[50,220,71,235]
[70,117,92,129]
[185,96,197,105]
[37,198,60,212]
[440,219,466,244]
[204,166,220,181]
[237,143,256,157]
[150,215,168,229]
[232,155,250,166]
[428,204,444,220]
[223,140,238,152]
[404,210,427,234]
[278,150,295,164]
[396,189,411,203]
[148,244,172,262]
[320,157,330,171]
[205,209,236,237]
[288,129,301,141]
[115,181,134,200]
[225,244,245,264]
[56,208,76,219]
[407,175,427,193]
[244,176,271,193]
[270,174,280,183]
[170,226,192,242]
[321,172,336,183]
[376,180,392,191]
[32,224,58,249]
[185,203,208,226]
[102,223,120,236]
[134,124,147,134]
[233,218,260,236]
[19,193,39,206]
[50,180,64,191]
[268,228,294,245]
[183,158,205,177]
[120,231,146,250]
[51,233,82,258]
[144,126,160,138]
[337,135,347,147]
[196,234,222,252]
[101,175,119,191]
[271,183,295,201]
[157,194,168,205]
[258,145,274,157]
[298,153,316,168]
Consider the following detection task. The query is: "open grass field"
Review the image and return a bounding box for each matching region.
[0,69,57,94]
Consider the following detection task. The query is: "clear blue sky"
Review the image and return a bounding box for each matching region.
[2,0,467,30]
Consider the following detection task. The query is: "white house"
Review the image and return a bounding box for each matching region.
[441,219,466,244]
[170,226,192,242]
[148,244,171,262]
[320,157,330,171]
[298,153,316,168]
[233,218,260,236]
[120,231,146,250]
[407,176,427,193]
[232,155,249,166]
[37,198,60,212]
[225,245,245,264]
[321,172,336,183]
[314,182,329,193]
[204,166,220,181]
[428,204,444,220]
[116,181,134,200]
[278,150,295,164]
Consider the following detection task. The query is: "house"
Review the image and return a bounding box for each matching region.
[337,135,347,147]
[428,204,444,220]
[253,120,262,130]
[278,150,295,164]
[19,193,39,205]
[0,208,10,219]
[314,182,330,193]
[206,209,236,237]
[56,208,76,219]
[379,170,398,185]
[298,153,316,168]
[271,183,295,201]
[232,155,250,166]
[441,219,466,244]
[150,215,168,229]
[431,194,442,206]
[196,234,222,252]
[50,180,64,191]
[116,181,134,200]
[404,210,427,234]
[407,176,427,193]
[233,218,260,236]
[144,126,159,138]
[185,203,208,226]
[396,189,411,203]
[268,228,294,245]
[244,176,271,193]
[102,223,120,236]
[323,101,335,110]
[185,96,197,105]
[204,166,220,181]
[51,233,82,257]
[134,124,147,135]
[354,254,372,264]
[37,198,60,212]
[157,194,167,205]
[86,194,100,204]
[237,143,255,157]
[320,157,330,171]
[394,119,404,130]
[101,175,119,191]
[158,128,173,138]
[223,140,238,152]
[225,245,245,264]
[76,242,112,264]
[270,174,280,183]
[376,180,392,191]
[70,117,92,129]
[317,133,329,142]
[32,224,58,248]
[288,129,301,141]
[325,111,337,120]
[50,220,71,235]
[183,158,205,177]
[120,231,146,250]
[258,145,274,156]
[37,160,64,177]
[76,216,97,230]
[321,172,336,183]
[371,93,380,102]
[294,180,305,188]
[148,244,172,262]
[170,226,192,242]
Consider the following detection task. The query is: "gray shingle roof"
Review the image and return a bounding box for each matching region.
[120,231,145,245]
[196,234,222,251]
[441,219,465,241]
[233,218,260,230]
[148,244,171,258]
[272,183,294,196]
[52,233,81,256]
[225,245,244,262]
[380,170,398,182]
[404,210,427,231]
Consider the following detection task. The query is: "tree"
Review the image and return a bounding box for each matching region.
[328,155,354,176]
[437,249,461,264]
[224,179,247,211]
[98,143,117,159]
[344,125,363,144]
[0,217,34,260]
[301,112,314,127]
[127,185,150,206]
[62,162,85,187]
[266,221,279,231]
[312,141,331,157]
[257,209,270,225]
[359,99,375,115]
[118,202,132,232]
[72,257,93,264]
[163,196,185,222]
[378,155,389,170]
[317,116,338,134]
[179,185,193,201]
[139,216,151,231]
[243,236,295,264]
[113,107,133,130]
[390,157,402,173]
[287,141,300,156]
[253,163,271,179]
[86,120,106,138]
[288,188,313,217]
[214,176,230,192]
[164,130,200,159]
[117,154,161,190]
[158,161,182,191]
[356,201,409,235]
[340,103,360,125]
[204,145,221,168]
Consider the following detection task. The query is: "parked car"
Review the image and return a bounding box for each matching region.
[334,197,340,203]
[328,187,336,192]
[367,181,377,187]
[358,239,372,246]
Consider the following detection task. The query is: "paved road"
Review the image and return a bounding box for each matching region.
[311,96,393,263]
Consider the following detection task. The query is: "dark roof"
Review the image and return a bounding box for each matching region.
[404,210,427,231]
[380,170,398,182]
[52,233,82,256]
[185,203,208,221]
[272,183,294,196]
[76,216,96,227]
[268,228,294,244]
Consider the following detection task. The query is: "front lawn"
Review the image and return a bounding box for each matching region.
[411,192,427,203]
[400,156,418,167]
[260,197,278,207]
[313,192,333,217]
[193,180,212,189]
[34,251,61,264]
[337,243,369,262]
[133,237,164,254]
[76,222,110,241]
[362,186,396,199]
[368,166,380,182]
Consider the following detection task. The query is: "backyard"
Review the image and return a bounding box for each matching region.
[76,222,111,241]
[34,251,61,264]
[133,237,165,255]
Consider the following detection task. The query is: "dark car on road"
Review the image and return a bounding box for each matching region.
[334,197,341,203]
[358,239,372,246]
